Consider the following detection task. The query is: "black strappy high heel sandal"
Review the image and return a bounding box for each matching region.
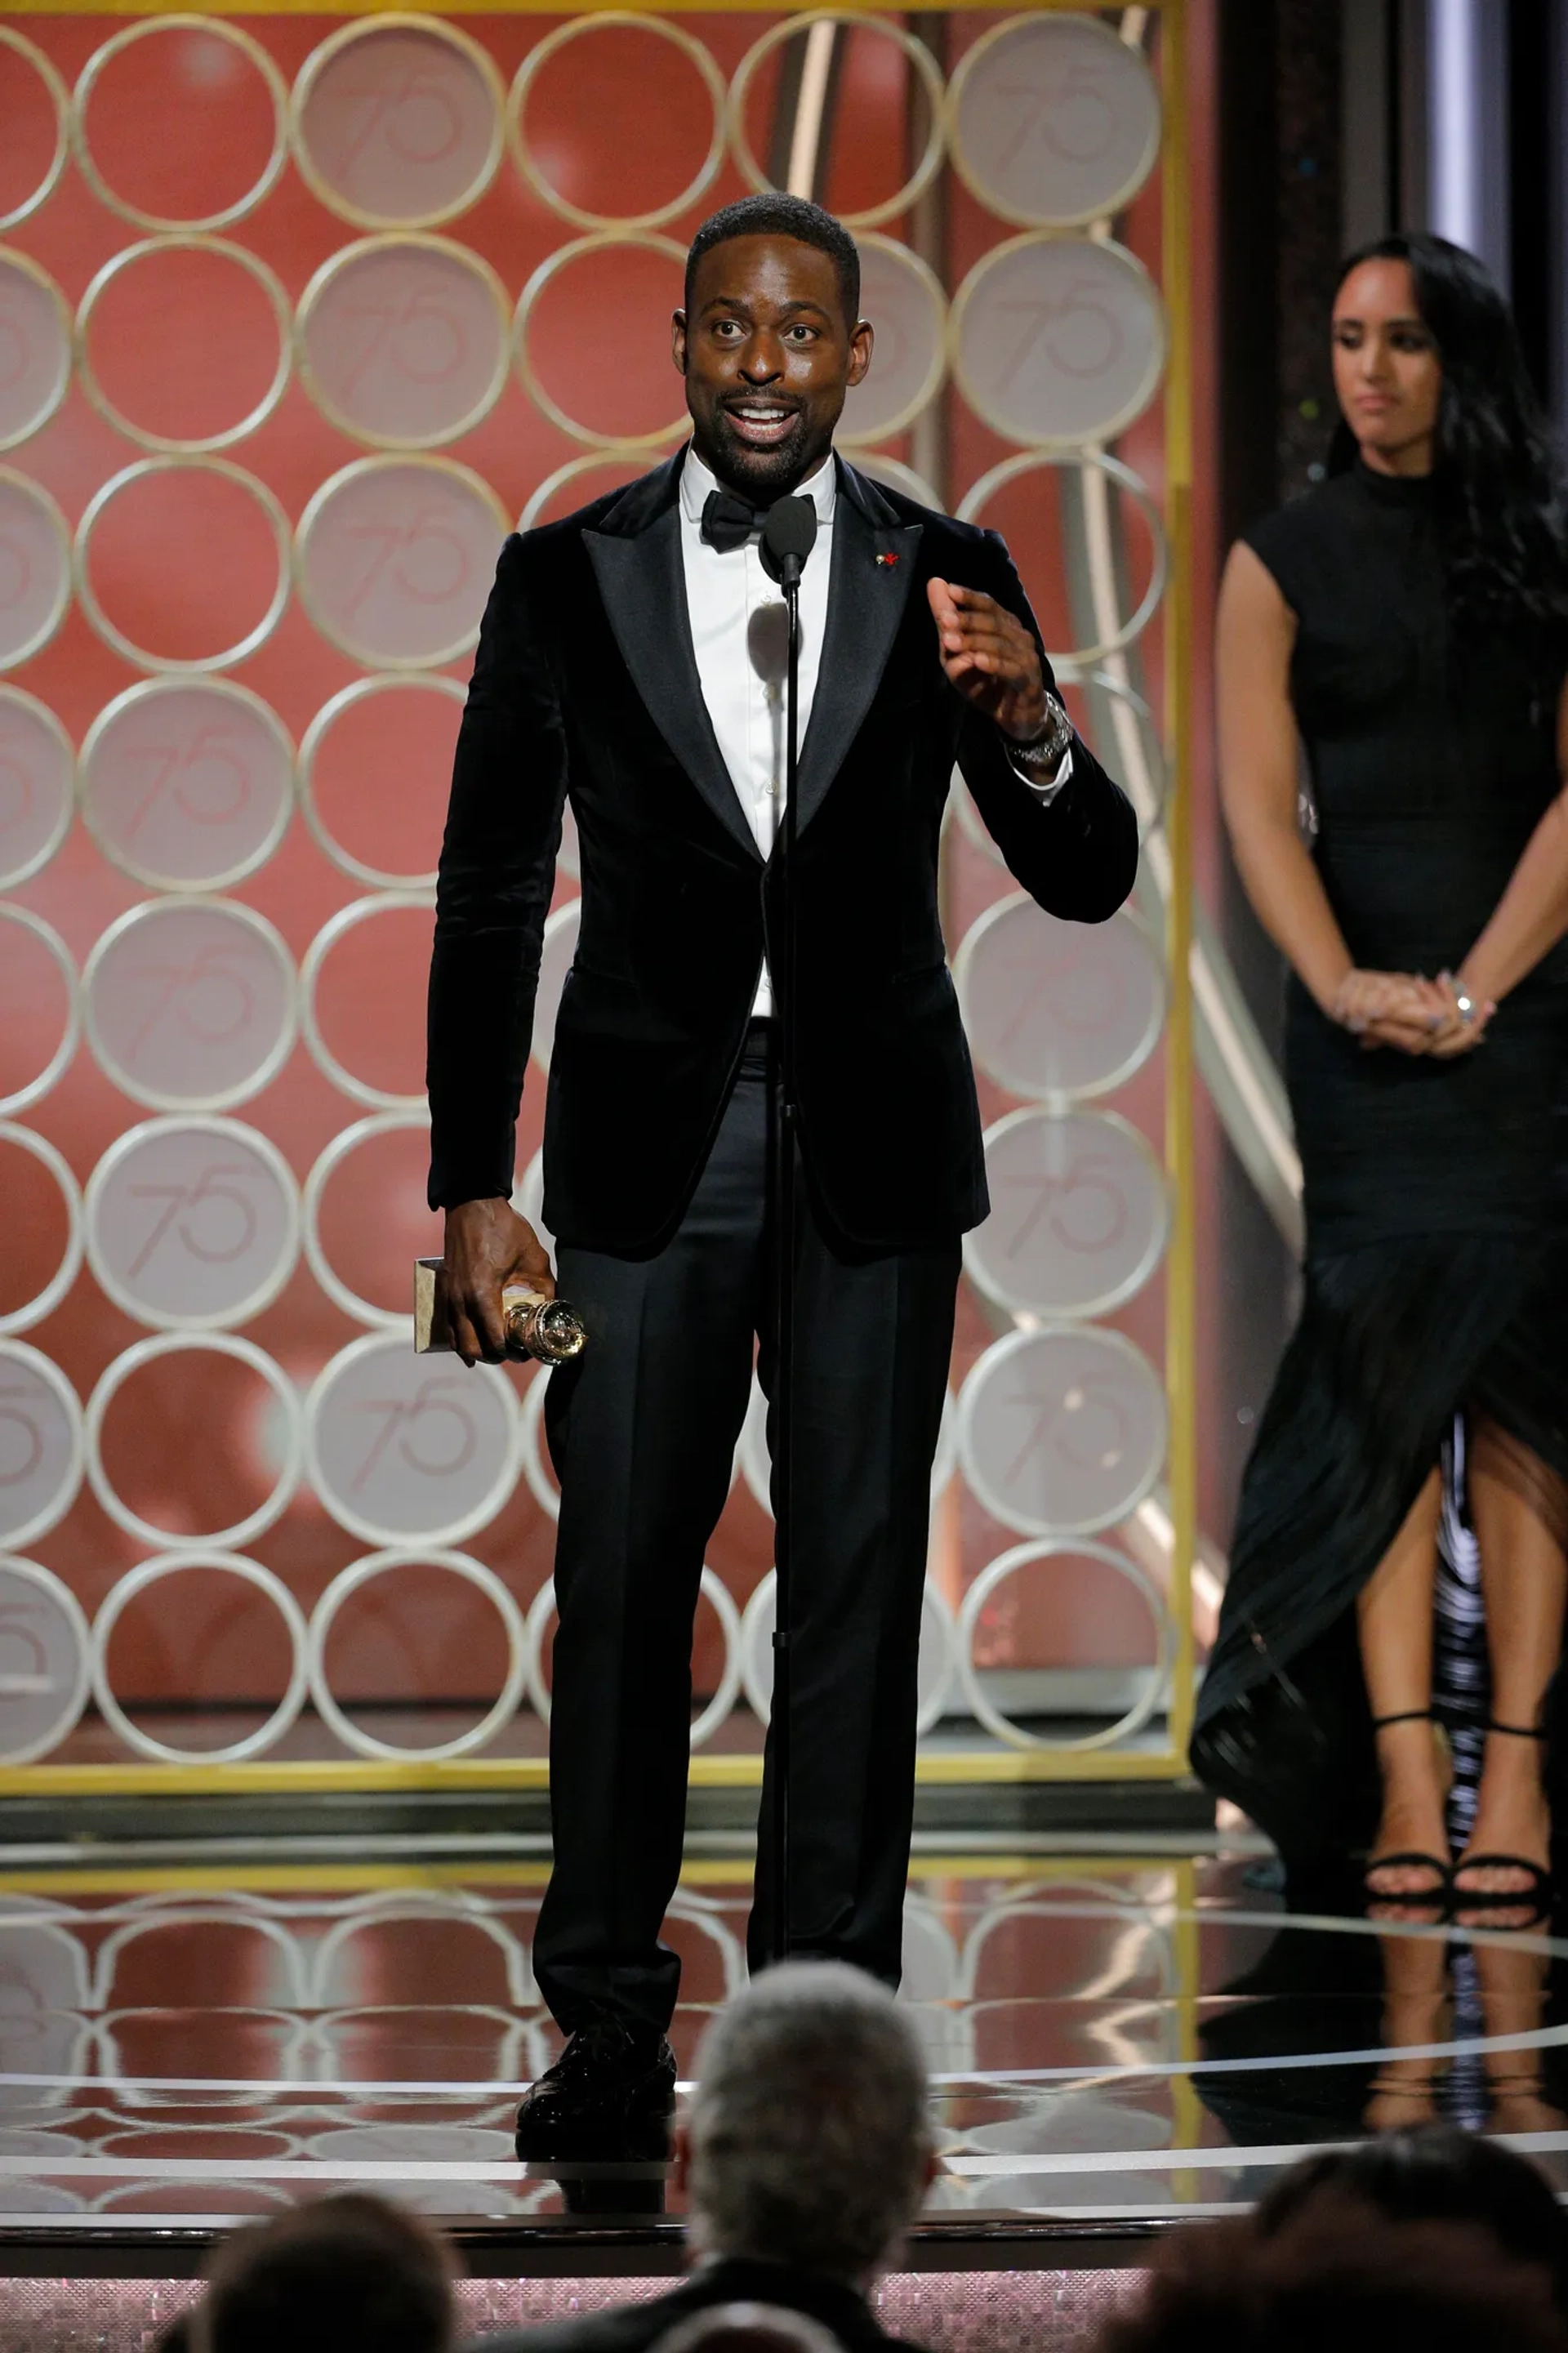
[1452,1718,1554,1918]
[1363,1708,1454,1909]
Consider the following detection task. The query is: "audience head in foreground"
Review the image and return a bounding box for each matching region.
[681,1960,936,2286]
[1255,2120,1568,2315]
[1099,2199,1567,2353]
[195,2192,455,2353]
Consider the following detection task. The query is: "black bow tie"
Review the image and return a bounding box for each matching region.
[701,487,768,553]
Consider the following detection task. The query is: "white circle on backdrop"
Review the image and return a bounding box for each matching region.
[956,1324,1167,1538]
[947,13,1160,229]
[964,1107,1168,1320]
[85,1333,303,1551]
[0,688,73,888]
[0,471,70,671]
[300,893,433,1112]
[728,12,948,230]
[299,673,463,891]
[953,894,1165,1103]
[290,19,506,232]
[0,1553,90,1765]
[956,448,1167,669]
[525,1564,740,1749]
[77,237,293,456]
[0,30,70,235]
[296,234,511,450]
[294,456,509,669]
[514,1149,555,1268]
[79,680,295,892]
[851,452,945,512]
[73,20,290,234]
[0,1346,83,1551]
[90,1550,310,1765]
[513,232,690,450]
[518,452,652,533]
[307,1546,527,1761]
[517,1363,557,1522]
[838,234,947,447]
[737,1370,956,1516]
[305,1330,519,1549]
[304,1112,430,1330]
[506,15,727,232]
[0,249,70,452]
[741,1570,956,1736]
[558,800,580,880]
[82,898,297,1113]
[85,1116,301,1331]
[0,1122,84,1335]
[530,898,581,1075]
[74,459,292,675]
[953,671,1166,862]
[951,234,1165,448]
[956,1535,1170,1754]
[0,905,78,1116]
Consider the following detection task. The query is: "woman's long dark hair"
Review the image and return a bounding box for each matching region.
[1330,230,1568,639]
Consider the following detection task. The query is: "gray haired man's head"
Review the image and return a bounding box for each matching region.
[684,1961,933,2284]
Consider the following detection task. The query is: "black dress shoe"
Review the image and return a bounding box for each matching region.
[514,2021,677,2163]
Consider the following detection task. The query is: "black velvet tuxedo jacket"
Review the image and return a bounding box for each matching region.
[427,449,1138,1255]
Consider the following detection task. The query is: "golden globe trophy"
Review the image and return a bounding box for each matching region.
[414,1258,587,1364]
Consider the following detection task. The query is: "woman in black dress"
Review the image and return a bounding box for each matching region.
[1192,234,1568,1916]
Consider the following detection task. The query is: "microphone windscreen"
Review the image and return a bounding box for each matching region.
[762,497,818,568]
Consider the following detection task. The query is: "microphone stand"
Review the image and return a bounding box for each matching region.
[759,491,814,1970]
[769,561,801,1968]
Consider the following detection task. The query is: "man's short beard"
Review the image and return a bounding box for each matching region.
[704,412,813,496]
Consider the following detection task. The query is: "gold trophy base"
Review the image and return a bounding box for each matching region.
[414,1259,587,1364]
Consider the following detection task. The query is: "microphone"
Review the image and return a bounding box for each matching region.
[760,496,817,589]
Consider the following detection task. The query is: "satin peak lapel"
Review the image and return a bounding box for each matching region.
[585,504,763,864]
[794,491,922,836]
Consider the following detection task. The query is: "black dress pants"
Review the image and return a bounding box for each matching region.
[534,1023,960,2034]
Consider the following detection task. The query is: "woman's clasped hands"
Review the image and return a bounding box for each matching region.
[1330,967,1498,1055]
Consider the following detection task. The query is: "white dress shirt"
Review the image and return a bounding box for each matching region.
[677,445,1071,1018]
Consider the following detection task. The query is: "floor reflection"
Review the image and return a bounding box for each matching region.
[0,1847,1557,2228]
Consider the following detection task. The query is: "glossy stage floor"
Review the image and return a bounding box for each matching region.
[0,1834,1565,2348]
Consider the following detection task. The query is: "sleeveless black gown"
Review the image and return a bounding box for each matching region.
[1191,459,1568,1866]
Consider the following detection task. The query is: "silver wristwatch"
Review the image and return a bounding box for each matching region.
[1009,693,1073,772]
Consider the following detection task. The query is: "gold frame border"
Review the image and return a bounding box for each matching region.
[1159,0,1197,1775]
[728,9,947,230]
[836,230,948,450]
[0,28,69,230]
[945,11,1161,232]
[295,232,513,452]
[77,235,294,457]
[514,230,689,450]
[507,12,728,233]
[0,246,72,453]
[72,18,289,233]
[289,15,508,234]
[74,457,292,675]
[0,467,73,674]
[947,230,1167,454]
[293,452,512,670]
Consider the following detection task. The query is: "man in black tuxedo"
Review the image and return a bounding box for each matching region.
[428,193,1137,2159]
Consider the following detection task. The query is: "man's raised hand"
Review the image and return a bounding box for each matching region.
[928,576,1048,743]
[442,1197,555,1367]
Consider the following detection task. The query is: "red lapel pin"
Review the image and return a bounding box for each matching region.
[875,550,900,567]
